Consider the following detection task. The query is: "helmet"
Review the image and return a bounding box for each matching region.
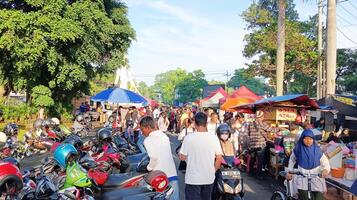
[144,170,168,193]
[33,119,44,130]
[42,119,54,128]
[51,118,60,126]
[0,161,23,195]
[35,176,58,199]
[97,128,112,143]
[76,115,83,122]
[216,123,231,138]
[126,119,134,128]
[3,157,20,169]
[3,123,19,136]
[53,143,78,168]
[64,135,83,150]
[0,132,6,143]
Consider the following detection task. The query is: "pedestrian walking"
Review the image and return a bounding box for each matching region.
[179,112,223,200]
[139,116,179,200]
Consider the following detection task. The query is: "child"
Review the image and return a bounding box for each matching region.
[286,129,330,200]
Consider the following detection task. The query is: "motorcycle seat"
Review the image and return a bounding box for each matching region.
[97,187,152,200]
[103,171,144,189]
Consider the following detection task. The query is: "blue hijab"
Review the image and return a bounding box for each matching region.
[293,129,323,169]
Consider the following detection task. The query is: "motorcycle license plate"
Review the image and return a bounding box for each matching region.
[221,170,241,179]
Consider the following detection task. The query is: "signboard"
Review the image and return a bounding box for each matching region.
[258,107,297,121]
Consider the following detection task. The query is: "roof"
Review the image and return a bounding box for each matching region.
[199,87,228,108]
[230,85,262,100]
[233,94,320,111]
[202,84,225,98]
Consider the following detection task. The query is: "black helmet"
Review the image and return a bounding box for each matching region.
[76,115,83,122]
[216,123,231,138]
[3,123,19,136]
[3,157,20,169]
[97,128,112,142]
[64,135,83,150]
[126,120,134,128]
[33,119,44,130]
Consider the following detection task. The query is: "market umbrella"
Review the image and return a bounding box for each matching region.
[91,87,148,106]
[220,97,255,112]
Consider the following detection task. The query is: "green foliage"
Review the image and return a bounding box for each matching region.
[31,85,54,108]
[0,100,37,122]
[242,0,318,96]
[175,70,208,103]
[0,0,135,103]
[48,102,73,122]
[152,68,188,104]
[336,49,357,94]
[137,81,155,99]
[227,68,274,96]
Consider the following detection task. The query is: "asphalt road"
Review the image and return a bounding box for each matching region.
[167,132,276,200]
[19,132,278,200]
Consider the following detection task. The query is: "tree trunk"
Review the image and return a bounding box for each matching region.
[39,107,45,119]
[276,0,285,96]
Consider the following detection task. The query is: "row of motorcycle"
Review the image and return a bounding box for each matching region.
[0,114,93,160]
[0,117,173,200]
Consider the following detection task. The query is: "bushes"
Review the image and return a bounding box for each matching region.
[0,101,37,122]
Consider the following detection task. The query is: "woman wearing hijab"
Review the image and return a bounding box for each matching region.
[286,129,330,200]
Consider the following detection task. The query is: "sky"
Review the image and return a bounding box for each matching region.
[122,0,357,85]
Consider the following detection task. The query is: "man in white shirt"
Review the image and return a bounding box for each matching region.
[207,112,220,134]
[153,107,160,120]
[179,112,223,200]
[139,116,179,200]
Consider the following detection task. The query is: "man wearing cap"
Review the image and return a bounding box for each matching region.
[245,110,281,178]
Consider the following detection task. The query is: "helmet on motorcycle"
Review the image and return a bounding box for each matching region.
[0,132,6,143]
[0,161,23,195]
[53,143,78,168]
[144,170,169,193]
[216,123,231,141]
[2,157,20,169]
[97,128,112,143]
[76,115,84,122]
[126,119,134,128]
[64,134,83,150]
[3,123,19,136]
[51,118,60,126]
[33,119,44,130]
[41,119,54,129]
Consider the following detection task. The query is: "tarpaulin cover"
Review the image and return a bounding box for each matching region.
[232,94,320,110]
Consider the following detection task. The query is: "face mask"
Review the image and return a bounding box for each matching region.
[220,134,229,141]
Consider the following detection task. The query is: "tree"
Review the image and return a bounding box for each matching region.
[137,81,155,99]
[31,85,54,119]
[227,68,274,96]
[242,0,318,96]
[336,49,357,94]
[0,0,135,104]
[175,70,208,103]
[152,68,188,104]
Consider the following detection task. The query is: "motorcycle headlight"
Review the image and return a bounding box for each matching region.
[234,182,242,194]
[223,183,234,194]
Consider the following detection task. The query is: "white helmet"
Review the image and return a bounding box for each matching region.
[51,117,60,125]
[0,132,7,143]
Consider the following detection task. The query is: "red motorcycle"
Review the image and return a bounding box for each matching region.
[90,144,129,173]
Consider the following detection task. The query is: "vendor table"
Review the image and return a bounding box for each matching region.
[326,175,356,199]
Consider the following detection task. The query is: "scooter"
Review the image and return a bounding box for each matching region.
[213,156,244,200]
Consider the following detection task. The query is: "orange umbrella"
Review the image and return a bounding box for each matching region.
[220,97,255,112]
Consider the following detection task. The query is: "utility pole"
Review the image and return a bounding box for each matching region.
[317,0,323,99]
[326,0,337,95]
[224,70,231,92]
[276,0,285,96]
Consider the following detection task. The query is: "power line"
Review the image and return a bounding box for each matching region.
[339,3,357,18]
[336,26,357,46]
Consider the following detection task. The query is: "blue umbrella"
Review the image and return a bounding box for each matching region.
[91,87,148,105]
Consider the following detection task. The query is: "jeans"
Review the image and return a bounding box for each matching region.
[136,134,146,153]
[185,184,213,200]
[169,180,180,200]
[249,148,265,176]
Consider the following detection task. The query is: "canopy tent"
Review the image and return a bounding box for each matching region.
[91,87,148,107]
[232,94,320,113]
[219,85,262,104]
[198,87,228,108]
[220,97,256,112]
